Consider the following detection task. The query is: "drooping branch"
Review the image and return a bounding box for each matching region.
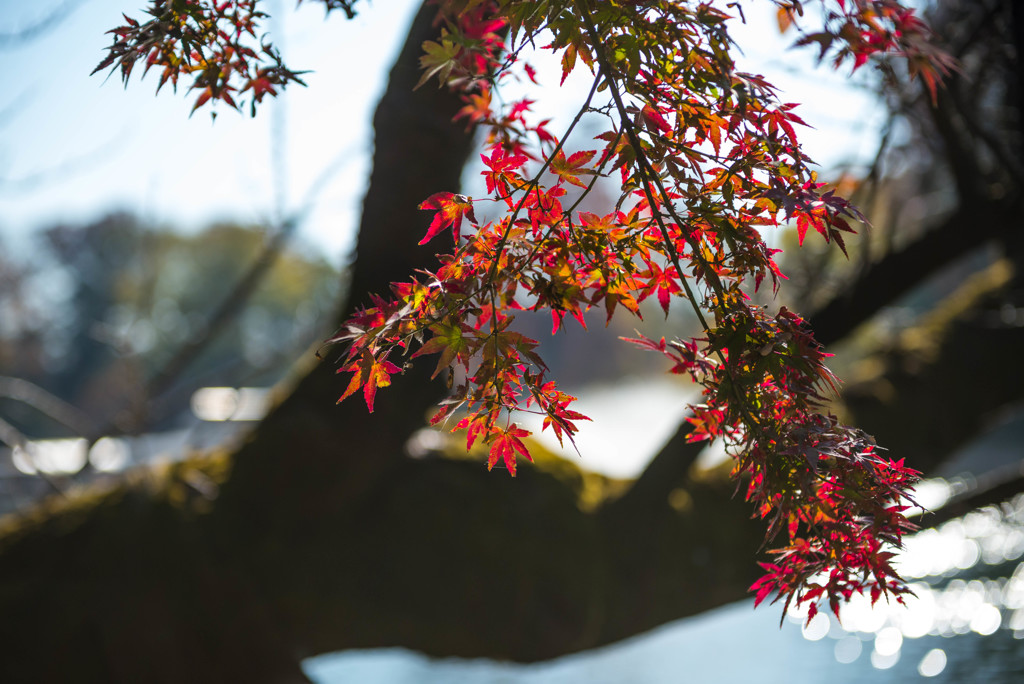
[618,196,1022,512]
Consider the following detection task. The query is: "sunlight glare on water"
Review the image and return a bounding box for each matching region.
[917,649,947,677]
[873,627,902,657]
[833,636,862,664]
[801,613,830,641]
[870,648,899,670]
[787,491,1024,673]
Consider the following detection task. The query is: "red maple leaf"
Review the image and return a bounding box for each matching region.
[337,349,402,412]
[418,192,478,245]
[488,424,532,476]
[549,148,596,189]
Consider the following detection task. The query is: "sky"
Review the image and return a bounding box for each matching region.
[0,0,891,267]
[0,0,423,260]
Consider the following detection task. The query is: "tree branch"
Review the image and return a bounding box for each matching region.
[0,375,97,437]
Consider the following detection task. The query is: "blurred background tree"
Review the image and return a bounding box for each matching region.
[1,214,338,437]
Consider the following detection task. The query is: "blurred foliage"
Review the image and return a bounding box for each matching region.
[0,213,339,437]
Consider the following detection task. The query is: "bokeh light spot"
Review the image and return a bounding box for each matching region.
[917,648,947,677]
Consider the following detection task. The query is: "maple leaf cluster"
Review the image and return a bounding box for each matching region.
[93,0,309,116]
[97,0,949,624]
[777,0,955,101]
[328,0,938,621]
